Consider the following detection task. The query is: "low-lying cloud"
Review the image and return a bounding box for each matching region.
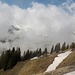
[0,0,75,54]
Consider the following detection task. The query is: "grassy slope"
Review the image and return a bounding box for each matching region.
[0,54,57,75]
[0,61,26,75]
[0,49,75,75]
[18,54,57,75]
[57,50,75,69]
[40,66,75,75]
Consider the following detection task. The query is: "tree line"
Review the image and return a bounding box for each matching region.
[0,47,48,71]
[0,42,75,71]
[0,47,21,71]
[50,42,75,53]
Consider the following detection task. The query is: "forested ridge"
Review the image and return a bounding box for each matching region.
[0,42,75,71]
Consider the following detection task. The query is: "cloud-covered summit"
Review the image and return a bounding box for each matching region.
[0,0,75,54]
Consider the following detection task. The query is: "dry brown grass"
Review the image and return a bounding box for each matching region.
[18,54,57,75]
[0,54,57,75]
[39,66,75,75]
[0,61,26,75]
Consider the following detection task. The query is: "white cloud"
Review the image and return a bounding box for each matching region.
[0,1,75,54]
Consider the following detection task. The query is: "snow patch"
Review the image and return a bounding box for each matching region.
[40,55,43,58]
[64,71,75,75]
[45,50,72,72]
[31,57,38,60]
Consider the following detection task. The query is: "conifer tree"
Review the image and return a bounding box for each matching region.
[66,44,69,49]
[38,48,42,57]
[0,51,4,68]
[16,47,21,61]
[62,42,66,51]
[3,50,11,71]
[25,49,30,60]
[54,43,60,53]
[23,51,26,61]
[70,42,75,49]
[50,45,54,53]
[0,57,2,69]
[29,51,33,58]
[43,48,48,56]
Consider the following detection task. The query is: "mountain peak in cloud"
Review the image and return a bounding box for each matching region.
[0,0,75,54]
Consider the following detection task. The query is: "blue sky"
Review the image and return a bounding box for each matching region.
[1,0,75,8]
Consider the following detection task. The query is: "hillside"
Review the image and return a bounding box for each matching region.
[0,53,57,75]
[57,50,75,69]
[35,50,75,75]
[18,54,57,75]
[42,49,75,75]
[0,49,75,75]
[37,66,75,75]
[0,61,25,75]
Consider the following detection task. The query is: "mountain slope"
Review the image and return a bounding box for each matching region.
[0,49,75,75]
[0,53,57,75]
[45,50,72,72]
[0,61,25,75]
[38,66,75,75]
[35,50,75,75]
[18,54,57,75]
[57,50,75,69]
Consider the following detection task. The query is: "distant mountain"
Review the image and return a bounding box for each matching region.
[8,25,20,34]
[0,25,20,43]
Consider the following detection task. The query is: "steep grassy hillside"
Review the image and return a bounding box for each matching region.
[0,54,57,75]
[1,49,74,75]
[57,50,75,69]
[19,54,57,75]
[38,66,75,75]
[35,50,75,75]
[0,61,27,75]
